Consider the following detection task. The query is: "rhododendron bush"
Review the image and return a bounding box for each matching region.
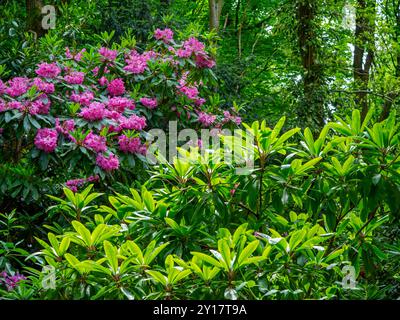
[0,29,240,201]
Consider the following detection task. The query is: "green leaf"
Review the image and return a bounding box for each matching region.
[103,240,118,274]
[72,221,92,247]
[146,270,168,286]
[191,252,222,268]
[288,230,307,252]
[238,240,259,267]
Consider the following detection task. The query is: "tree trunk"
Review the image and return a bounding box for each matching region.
[380,1,400,121]
[353,0,376,121]
[296,0,324,130]
[209,0,224,32]
[26,0,45,37]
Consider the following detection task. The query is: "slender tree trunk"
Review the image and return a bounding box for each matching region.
[296,0,324,130]
[353,0,376,121]
[380,1,400,121]
[209,0,224,32]
[26,0,44,37]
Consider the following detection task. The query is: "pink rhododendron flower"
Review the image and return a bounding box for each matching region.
[0,271,26,291]
[194,97,206,106]
[83,132,107,152]
[107,78,125,96]
[66,175,99,192]
[178,82,199,100]
[198,112,216,127]
[5,77,30,97]
[140,97,157,109]
[79,102,106,121]
[195,53,216,68]
[32,78,55,94]
[64,72,85,85]
[70,91,95,106]
[35,62,61,78]
[184,37,205,54]
[29,95,51,115]
[99,47,118,61]
[0,80,6,94]
[0,100,6,112]
[118,115,147,131]
[107,97,135,113]
[96,153,119,171]
[142,50,157,60]
[6,101,22,110]
[118,135,147,155]
[92,66,110,77]
[123,50,149,74]
[176,37,205,58]
[105,110,124,122]
[222,110,242,125]
[56,118,75,136]
[234,116,242,125]
[98,76,109,86]
[154,28,174,43]
[65,47,86,61]
[34,128,58,153]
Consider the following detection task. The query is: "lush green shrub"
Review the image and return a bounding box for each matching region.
[2,110,399,299]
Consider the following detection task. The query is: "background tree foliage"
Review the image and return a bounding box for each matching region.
[3,0,400,130]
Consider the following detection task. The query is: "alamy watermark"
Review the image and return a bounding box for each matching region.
[342,3,355,30]
[41,265,56,290]
[341,265,357,289]
[41,5,56,30]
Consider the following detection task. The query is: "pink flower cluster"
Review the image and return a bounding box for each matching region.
[96,153,119,171]
[154,28,174,43]
[107,78,125,96]
[98,76,109,86]
[83,132,107,152]
[0,271,26,291]
[118,115,147,131]
[198,112,216,127]
[66,47,86,61]
[140,97,158,109]
[55,118,75,139]
[35,62,61,78]
[223,110,242,125]
[124,50,151,74]
[66,175,99,192]
[5,77,30,97]
[195,53,216,69]
[70,91,95,106]
[0,29,234,176]
[79,102,106,121]
[177,78,205,106]
[33,78,55,94]
[107,97,135,113]
[34,128,58,153]
[118,135,147,155]
[177,37,205,58]
[25,95,51,115]
[0,80,5,94]
[176,38,215,68]
[0,77,55,98]
[99,47,118,61]
[64,71,85,85]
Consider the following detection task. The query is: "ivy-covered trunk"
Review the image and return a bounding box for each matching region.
[26,0,44,37]
[296,0,325,131]
[353,0,376,121]
[209,0,224,32]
